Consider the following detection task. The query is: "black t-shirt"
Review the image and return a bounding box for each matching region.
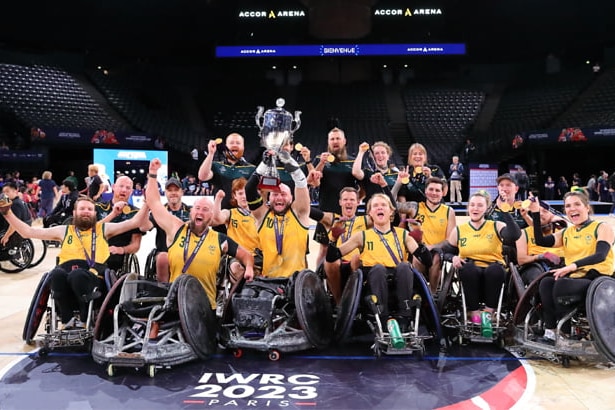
[314,156,357,213]
[0,197,31,231]
[88,175,103,198]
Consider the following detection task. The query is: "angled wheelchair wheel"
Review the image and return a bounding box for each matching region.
[28,238,48,268]
[177,274,216,359]
[334,269,363,343]
[513,270,551,326]
[436,262,455,313]
[586,276,615,363]
[413,267,445,344]
[1,239,34,273]
[143,248,158,281]
[93,273,130,341]
[121,253,140,275]
[23,271,52,345]
[295,269,334,349]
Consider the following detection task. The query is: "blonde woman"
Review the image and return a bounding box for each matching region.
[397,143,447,203]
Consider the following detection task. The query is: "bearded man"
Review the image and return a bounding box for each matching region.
[198,133,256,210]
[0,196,148,329]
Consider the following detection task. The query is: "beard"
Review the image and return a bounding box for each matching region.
[189,220,208,236]
[74,215,95,231]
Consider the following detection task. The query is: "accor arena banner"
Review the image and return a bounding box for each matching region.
[513,126,615,148]
[29,126,155,148]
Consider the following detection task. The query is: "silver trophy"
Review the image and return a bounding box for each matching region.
[255,98,302,190]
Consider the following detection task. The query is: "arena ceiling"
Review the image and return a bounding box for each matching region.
[0,0,613,64]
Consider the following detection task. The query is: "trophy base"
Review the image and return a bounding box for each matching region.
[258,176,281,192]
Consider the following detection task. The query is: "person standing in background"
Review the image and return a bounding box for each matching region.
[448,155,464,204]
[86,164,105,201]
[556,176,569,199]
[37,170,59,219]
[544,176,555,200]
[65,171,79,192]
[515,166,529,200]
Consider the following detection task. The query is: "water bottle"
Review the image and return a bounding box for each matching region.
[387,318,405,348]
[481,311,493,338]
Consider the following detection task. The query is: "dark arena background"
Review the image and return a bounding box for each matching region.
[1,1,615,409]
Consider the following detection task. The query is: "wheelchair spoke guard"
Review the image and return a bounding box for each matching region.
[23,271,52,344]
[513,270,551,326]
[177,274,216,359]
[586,276,615,363]
[94,273,130,340]
[334,269,362,343]
[295,269,333,349]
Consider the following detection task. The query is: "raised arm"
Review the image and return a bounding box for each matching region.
[351,143,368,181]
[0,205,64,242]
[197,139,217,182]
[105,202,150,239]
[211,190,231,227]
[278,150,311,225]
[146,159,186,242]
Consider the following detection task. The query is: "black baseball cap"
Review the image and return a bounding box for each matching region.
[496,173,517,185]
[165,177,182,189]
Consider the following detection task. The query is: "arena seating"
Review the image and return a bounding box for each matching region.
[0,63,127,131]
[402,84,485,166]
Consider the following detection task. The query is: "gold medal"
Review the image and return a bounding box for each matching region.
[214,137,223,144]
[521,199,532,209]
[122,205,131,214]
[359,143,370,152]
[414,166,422,175]
[401,177,410,184]
[294,143,303,151]
[499,202,512,212]
[327,154,335,162]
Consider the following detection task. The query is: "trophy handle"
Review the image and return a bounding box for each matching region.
[291,111,302,133]
[255,106,265,129]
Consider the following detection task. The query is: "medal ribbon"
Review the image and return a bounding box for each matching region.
[75,228,96,268]
[374,228,403,265]
[182,226,208,274]
[341,217,356,243]
[274,215,284,254]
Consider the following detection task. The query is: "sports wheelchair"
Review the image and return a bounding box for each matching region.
[333,265,446,358]
[92,273,216,377]
[510,271,615,367]
[438,259,524,348]
[22,267,116,354]
[0,232,35,274]
[144,249,232,319]
[219,269,333,361]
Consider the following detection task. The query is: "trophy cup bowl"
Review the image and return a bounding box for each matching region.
[255,98,302,191]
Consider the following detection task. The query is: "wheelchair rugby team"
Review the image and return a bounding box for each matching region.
[1,143,614,372]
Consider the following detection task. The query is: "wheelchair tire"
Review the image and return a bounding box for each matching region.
[295,269,334,349]
[23,271,52,344]
[28,238,48,268]
[333,269,362,343]
[1,239,34,273]
[586,276,615,363]
[143,248,158,281]
[121,253,140,275]
[177,274,216,359]
[436,264,455,313]
[93,273,130,341]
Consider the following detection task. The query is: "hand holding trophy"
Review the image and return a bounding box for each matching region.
[255,98,302,191]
